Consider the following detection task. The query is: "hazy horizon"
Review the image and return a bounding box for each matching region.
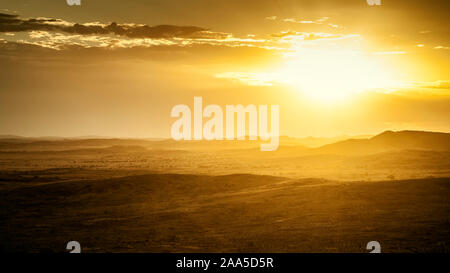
[1,129,449,140]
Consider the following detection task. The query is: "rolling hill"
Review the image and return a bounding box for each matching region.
[315,130,450,156]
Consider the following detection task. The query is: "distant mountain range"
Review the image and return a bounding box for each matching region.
[316,130,450,156]
[0,130,449,156]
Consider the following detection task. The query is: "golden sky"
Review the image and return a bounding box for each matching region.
[0,0,449,138]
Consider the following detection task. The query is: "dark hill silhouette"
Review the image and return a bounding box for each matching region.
[315,130,450,156]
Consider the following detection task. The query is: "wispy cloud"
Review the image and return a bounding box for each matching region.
[271,31,352,41]
[266,16,343,29]
[265,16,278,21]
[283,17,329,24]
[414,80,450,89]
[216,72,276,86]
[372,51,407,55]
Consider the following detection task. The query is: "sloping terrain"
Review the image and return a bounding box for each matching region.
[0,172,449,252]
[316,131,450,156]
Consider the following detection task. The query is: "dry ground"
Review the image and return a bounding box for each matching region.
[1,170,449,253]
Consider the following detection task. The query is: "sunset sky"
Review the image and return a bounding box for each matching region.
[0,0,449,138]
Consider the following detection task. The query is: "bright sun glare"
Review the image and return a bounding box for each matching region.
[275,49,399,102]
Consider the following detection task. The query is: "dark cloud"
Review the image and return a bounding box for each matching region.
[0,13,210,39]
[0,13,63,32]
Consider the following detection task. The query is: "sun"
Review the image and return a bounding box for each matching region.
[274,48,399,103]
